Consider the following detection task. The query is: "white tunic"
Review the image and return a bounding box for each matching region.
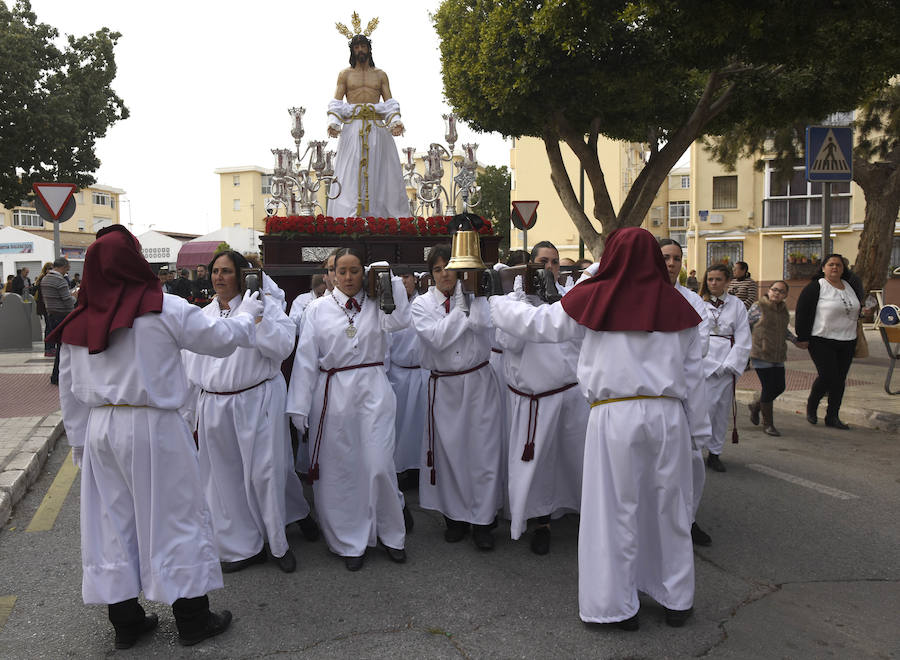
[490,297,708,623]
[58,294,256,605]
[676,283,712,520]
[498,292,587,540]
[289,290,316,336]
[327,99,410,219]
[702,294,751,455]
[286,281,410,557]
[182,294,309,563]
[386,292,427,473]
[411,288,503,525]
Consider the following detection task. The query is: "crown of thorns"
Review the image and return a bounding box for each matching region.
[335,11,379,41]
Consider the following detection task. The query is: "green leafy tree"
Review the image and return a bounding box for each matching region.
[434,0,900,258]
[476,164,511,255]
[0,0,128,208]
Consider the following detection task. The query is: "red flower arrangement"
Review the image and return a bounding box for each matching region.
[265,214,493,237]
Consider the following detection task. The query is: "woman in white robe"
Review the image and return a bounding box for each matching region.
[411,244,503,550]
[699,264,751,473]
[490,227,708,629]
[55,226,260,647]
[183,252,315,575]
[286,248,410,571]
[500,242,587,554]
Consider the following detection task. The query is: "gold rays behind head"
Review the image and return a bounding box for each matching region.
[336,12,379,41]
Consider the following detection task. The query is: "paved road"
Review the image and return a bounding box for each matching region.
[0,412,898,658]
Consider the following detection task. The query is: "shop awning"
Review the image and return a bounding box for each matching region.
[176,241,221,269]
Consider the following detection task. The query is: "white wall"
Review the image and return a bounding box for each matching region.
[0,227,55,283]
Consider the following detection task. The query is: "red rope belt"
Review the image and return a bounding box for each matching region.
[711,333,739,444]
[491,348,503,354]
[394,364,421,369]
[426,360,490,485]
[507,382,579,461]
[309,361,384,482]
[202,376,272,396]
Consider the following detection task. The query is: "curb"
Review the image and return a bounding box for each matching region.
[735,390,900,435]
[0,415,64,525]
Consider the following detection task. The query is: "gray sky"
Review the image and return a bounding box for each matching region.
[29,0,510,235]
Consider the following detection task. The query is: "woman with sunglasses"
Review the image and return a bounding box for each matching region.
[746,281,806,436]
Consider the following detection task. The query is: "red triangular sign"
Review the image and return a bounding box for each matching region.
[33,183,77,219]
[512,200,539,228]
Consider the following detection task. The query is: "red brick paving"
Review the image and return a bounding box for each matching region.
[0,373,61,418]
[736,368,873,392]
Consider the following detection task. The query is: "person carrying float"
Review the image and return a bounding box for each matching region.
[53,225,262,648]
[411,233,503,551]
[498,240,587,555]
[182,250,318,577]
[286,247,410,571]
[490,227,707,630]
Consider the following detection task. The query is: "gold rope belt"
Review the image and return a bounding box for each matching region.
[590,395,675,408]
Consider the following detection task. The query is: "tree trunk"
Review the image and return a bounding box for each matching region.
[853,159,900,293]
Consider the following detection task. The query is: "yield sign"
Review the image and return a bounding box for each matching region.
[511,200,539,230]
[33,183,77,219]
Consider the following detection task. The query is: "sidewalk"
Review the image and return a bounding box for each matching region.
[735,327,900,434]
[0,343,64,524]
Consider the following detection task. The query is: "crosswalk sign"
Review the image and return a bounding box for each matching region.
[806,126,853,182]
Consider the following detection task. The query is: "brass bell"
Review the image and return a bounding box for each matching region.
[446,230,486,270]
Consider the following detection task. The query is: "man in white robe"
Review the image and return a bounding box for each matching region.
[490,227,707,629]
[659,238,714,547]
[55,226,262,648]
[326,34,409,219]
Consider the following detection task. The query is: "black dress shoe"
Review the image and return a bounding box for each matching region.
[806,413,818,425]
[271,548,297,573]
[691,522,712,546]
[614,613,639,631]
[220,549,267,573]
[530,526,551,555]
[665,607,693,627]
[114,613,159,649]
[706,453,726,472]
[472,525,495,550]
[824,417,850,430]
[381,541,407,563]
[443,517,469,543]
[297,515,320,542]
[403,505,414,532]
[344,555,365,571]
[179,610,232,646]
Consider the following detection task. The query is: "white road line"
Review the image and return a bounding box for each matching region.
[747,464,859,500]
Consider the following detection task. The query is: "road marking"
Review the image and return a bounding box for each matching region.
[26,449,79,532]
[747,464,859,500]
[0,596,16,630]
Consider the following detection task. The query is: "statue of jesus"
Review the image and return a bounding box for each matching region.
[327,32,411,219]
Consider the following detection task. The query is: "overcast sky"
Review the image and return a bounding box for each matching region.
[28,0,511,236]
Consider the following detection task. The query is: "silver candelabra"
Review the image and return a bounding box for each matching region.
[403,113,481,216]
[266,107,342,217]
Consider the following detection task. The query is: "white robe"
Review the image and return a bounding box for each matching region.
[411,288,503,525]
[702,294,751,456]
[386,292,427,473]
[58,294,256,605]
[289,290,316,336]
[327,99,410,219]
[676,283,712,520]
[286,281,410,557]
[182,293,309,563]
[490,297,709,623]
[498,293,587,540]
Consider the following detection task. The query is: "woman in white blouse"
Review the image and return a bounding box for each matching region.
[795,254,863,429]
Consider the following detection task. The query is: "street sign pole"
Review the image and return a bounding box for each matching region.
[54,221,60,259]
[523,228,528,255]
[822,182,832,258]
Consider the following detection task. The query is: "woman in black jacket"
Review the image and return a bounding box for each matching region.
[794,254,863,429]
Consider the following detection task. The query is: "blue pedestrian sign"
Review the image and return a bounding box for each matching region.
[806,126,853,182]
